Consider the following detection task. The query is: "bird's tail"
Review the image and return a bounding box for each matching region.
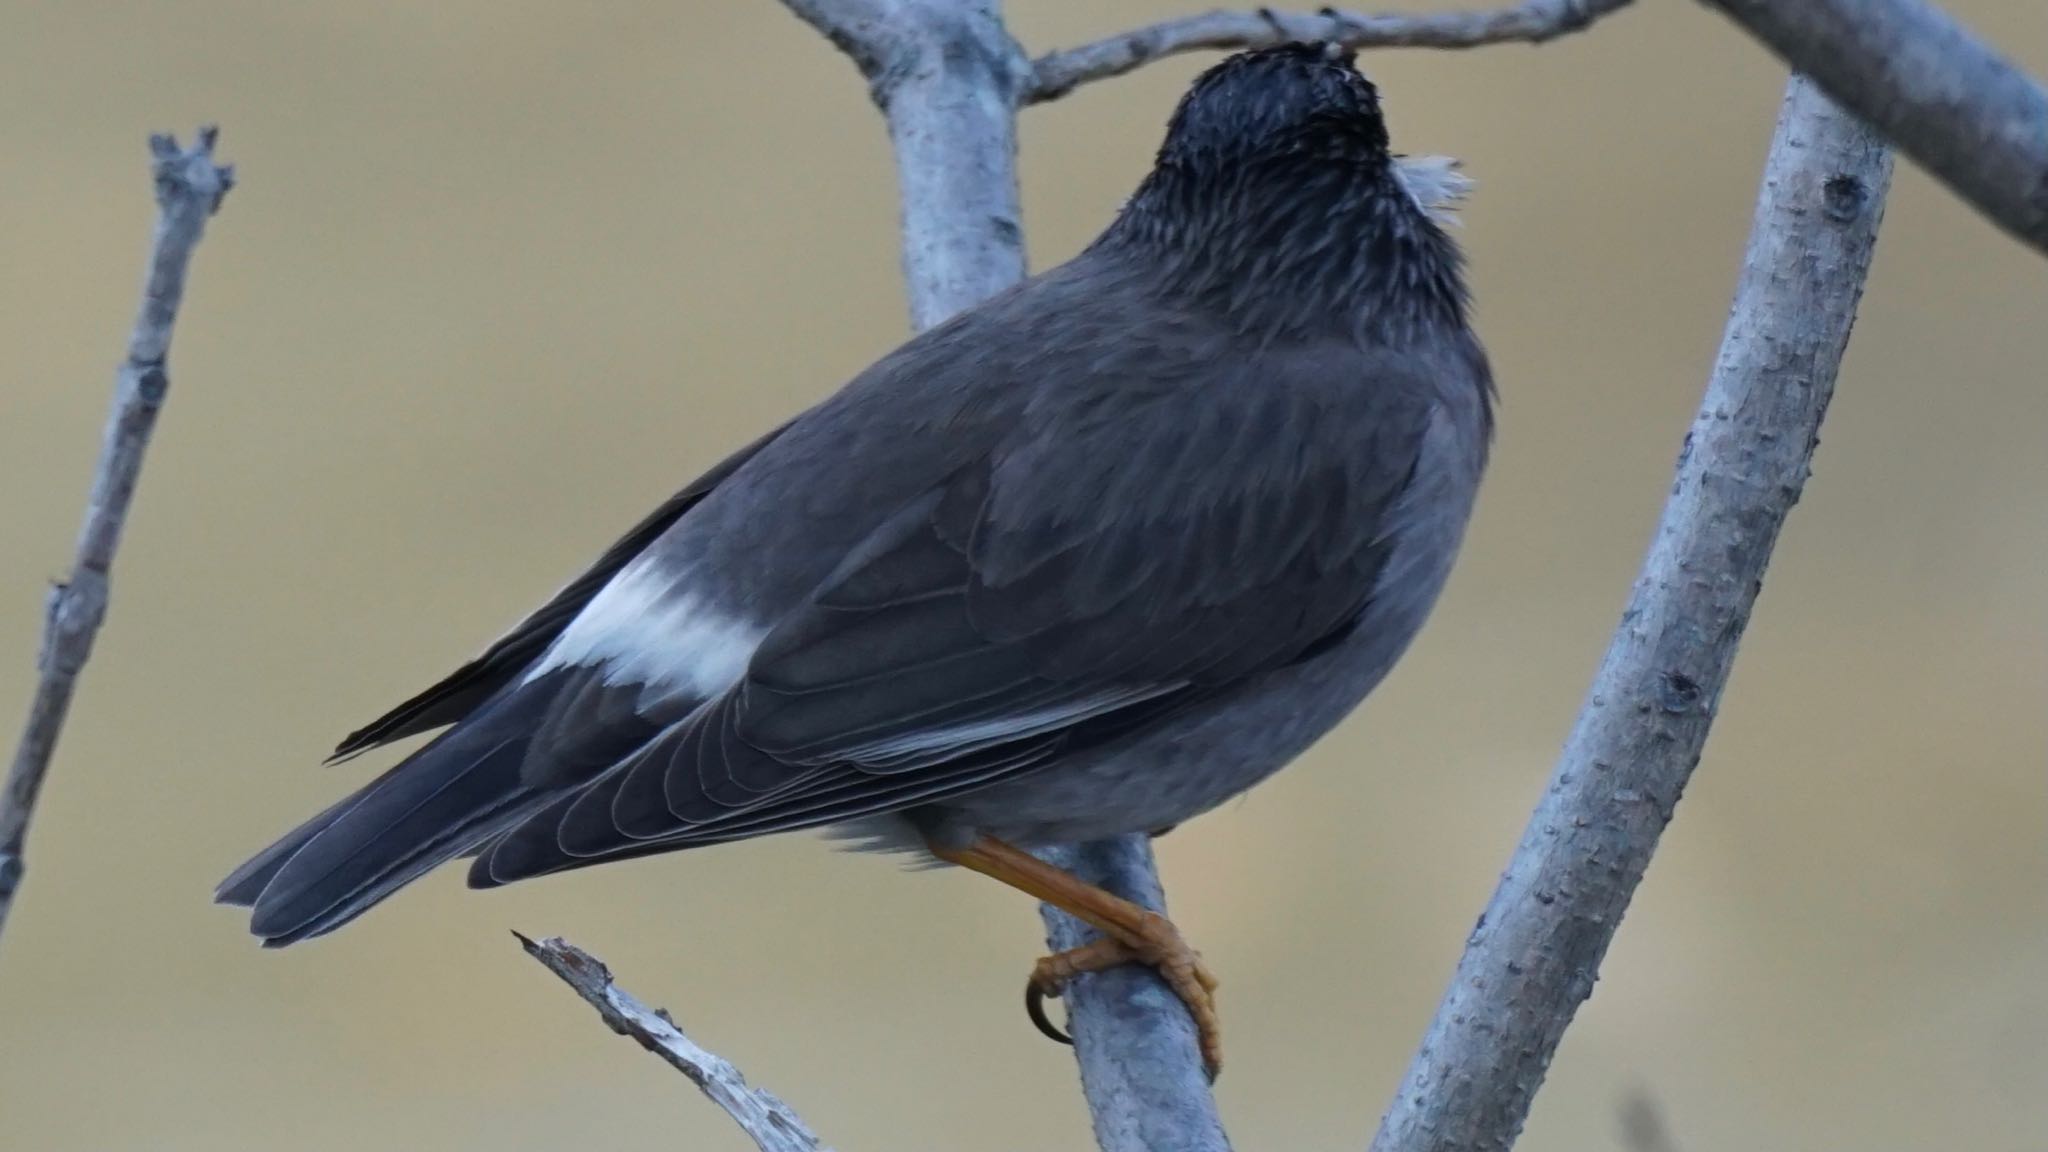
[216,697,551,947]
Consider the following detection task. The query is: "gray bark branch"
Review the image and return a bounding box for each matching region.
[1035,839,1232,1152]
[517,934,830,1152]
[1698,0,2048,258]
[1026,0,1637,103]
[775,4,1230,1146]
[1368,74,1892,1151]
[0,127,232,950]
[782,0,1031,329]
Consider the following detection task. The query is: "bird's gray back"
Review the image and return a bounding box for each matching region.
[903,326,1493,848]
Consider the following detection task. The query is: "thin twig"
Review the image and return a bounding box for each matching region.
[1025,0,1637,103]
[0,128,233,950]
[1697,0,2048,258]
[517,934,830,1152]
[1369,74,1892,1151]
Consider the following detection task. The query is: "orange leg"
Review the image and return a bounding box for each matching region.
[928,835,1222,1076]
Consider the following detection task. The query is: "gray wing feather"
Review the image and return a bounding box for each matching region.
[475,344,1436,884]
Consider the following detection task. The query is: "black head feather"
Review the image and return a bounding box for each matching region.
[1100,44,1467,343]
[1160,42,1391,168]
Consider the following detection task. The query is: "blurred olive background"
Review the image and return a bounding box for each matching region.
[2,2,2044,1149]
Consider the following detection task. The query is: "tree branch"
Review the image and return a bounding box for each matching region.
[1369,74,1891,1151]
[1035,839,1231,1152]
[1697,0,2048,259]
[774,3,1231,1147]
[0,127,232,950]
[780,0,1031,330]
[775,0,903,78]
[1024,0,1637,104]
[517,935,829,1152]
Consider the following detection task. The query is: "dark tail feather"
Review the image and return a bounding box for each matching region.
[223,702,551,947]
[259,784,547,947]
[215,788,370,907]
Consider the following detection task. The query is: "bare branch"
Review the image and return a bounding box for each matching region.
[1024,0,1637,104]
[778,0,1030,329]
[775,0,907,91]
[1370,74,1891,1151]
[773,4,1230,1144]
[1035,839,1232,1152]
[517,934,830,1152]
[1698,0,2048,259]
[0,127,232,949]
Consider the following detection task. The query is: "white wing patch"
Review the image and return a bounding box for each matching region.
[527,559,765,697]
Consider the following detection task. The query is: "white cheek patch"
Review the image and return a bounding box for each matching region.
[1392,155,1472,227]
[527,560,766,698]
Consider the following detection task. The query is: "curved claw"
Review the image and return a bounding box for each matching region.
[1025,980,1074,1045]
[1022,919,1223,1075]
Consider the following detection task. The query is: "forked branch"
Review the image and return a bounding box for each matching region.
[1697,0,2048,257]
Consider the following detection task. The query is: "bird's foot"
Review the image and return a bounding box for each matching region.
[1026,910,1223,1078]
[926,834,1225,1077]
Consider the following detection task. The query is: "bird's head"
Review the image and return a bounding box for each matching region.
[1100,44,1470,340]
[1157,42,1391,175]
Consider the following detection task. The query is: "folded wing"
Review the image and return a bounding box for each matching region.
[477,353,1434,883]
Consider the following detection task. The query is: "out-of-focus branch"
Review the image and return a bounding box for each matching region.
[1024,0,1636,103]
[518,935,829,1152]
[0,127,233,951]
[1698,0,2048,259]
[1369,74,1891,1151]
[1618,1090,1685,1152]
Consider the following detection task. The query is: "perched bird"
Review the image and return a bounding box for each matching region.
[219,43,1492,1076]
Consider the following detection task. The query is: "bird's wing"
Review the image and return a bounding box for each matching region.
[327,418,795,760]
[477,346,1440,883]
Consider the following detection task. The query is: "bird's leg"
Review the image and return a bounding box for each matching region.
[927,834,1222,1076]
